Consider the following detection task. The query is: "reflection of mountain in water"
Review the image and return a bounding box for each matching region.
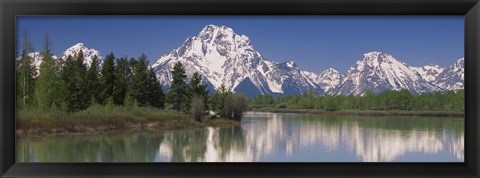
[17,113,463,162]
[157,112,464,162]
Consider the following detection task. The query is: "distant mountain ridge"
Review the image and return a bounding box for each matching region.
[150,25,463,96]
[17,25,464,97]
[336,51,445,96]
[16,43,103,73]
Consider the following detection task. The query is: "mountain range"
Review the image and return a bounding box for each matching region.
[17,25,464,97]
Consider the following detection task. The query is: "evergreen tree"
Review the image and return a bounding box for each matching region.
[167,62,188,111]
[113,57,129,105]
[210,84,231,116]
[188,72,209,112]
[74,50,90,110]
[100,52,116,104]
[35,34,63,110]
[86,55,101,104]
[62,51,90,112]
[146,68,165,108]
[130,54,149,106]
[62,55,78,112]
[123,58,138,107]
[60,50,91,112]
[17,31,37,109]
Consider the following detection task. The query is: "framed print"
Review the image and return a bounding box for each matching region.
[1,0,479,177]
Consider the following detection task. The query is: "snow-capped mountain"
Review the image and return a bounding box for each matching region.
[434,58,464,91]
[151,25,321,97]
[62,43,104,67]
[16,43,103,77]
[336,51,443,96]
[410,64,445,83]
[151,25,463,96]
[15,25,464,97]
[303,68,342,94]
[15,52,58,77]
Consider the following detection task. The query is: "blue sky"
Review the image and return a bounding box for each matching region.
[17,16,463,73]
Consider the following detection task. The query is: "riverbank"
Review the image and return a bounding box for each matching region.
[16,105,240,137]
[251,107,464,117]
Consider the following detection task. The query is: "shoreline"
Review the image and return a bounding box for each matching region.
[16,106,241,137]
[16,119,240,138]
[17,107,463,137]
[251,108,464,117]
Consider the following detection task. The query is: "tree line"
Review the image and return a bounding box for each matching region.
[16,32,250,122]
[252,89,464,112]
[17,36,166,112]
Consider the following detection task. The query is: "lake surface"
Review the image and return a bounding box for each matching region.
[17,112,464,162]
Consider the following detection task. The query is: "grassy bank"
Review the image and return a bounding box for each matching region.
[17,104,240,137]
[252,107,464,117]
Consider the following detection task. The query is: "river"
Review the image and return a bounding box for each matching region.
[17,112,464,162]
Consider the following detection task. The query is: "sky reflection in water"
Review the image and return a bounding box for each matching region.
[17,112,464,162]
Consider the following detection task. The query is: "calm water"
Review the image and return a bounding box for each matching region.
[17,112,464,162]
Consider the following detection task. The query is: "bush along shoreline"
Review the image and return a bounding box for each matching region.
[249,89,464,117]
[16,105,241,137]
[251,107,464,117]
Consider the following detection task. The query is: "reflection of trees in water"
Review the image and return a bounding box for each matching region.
[215,126,246,160]
[446,132,464,161]
[17,113,464,162]
[240,112,464,162]
[158,126,246,162]
[17,131,164,162]
[163,129,208,162]
[338,117,464,162]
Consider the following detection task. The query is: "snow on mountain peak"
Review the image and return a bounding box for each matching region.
[338,52,442,95]
[364,51,387,58]
[198,25,236,41]
[62,43,103,67]
[317,68,342,94]
[362,51,397,63]
[410,64,445,83]
[454,58,464,68]
[434,58,464,90]
[71,42,85,49]
[282,61,297,68]
[151,25,320,97]
[425,63,440,67]
[149,25,462,97]
[323,68,339,73]
[15,52,58,77]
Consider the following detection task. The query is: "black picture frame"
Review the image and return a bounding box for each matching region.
[1,0,479,177]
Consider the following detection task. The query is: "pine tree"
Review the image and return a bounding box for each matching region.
[211,84,231,114]
[146,68,165,108]
[74,50,90,110]
[62,55,77,112]
[124,58,138,107]
[188,72,209,112]
[130,54,149,106]
[113,57,129,105]
[60,50,90,112]
[17,31,37,109]
[86,55,101,104]
[167,62,188,111]
[35,34,62,110]
[100,52,116,104]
